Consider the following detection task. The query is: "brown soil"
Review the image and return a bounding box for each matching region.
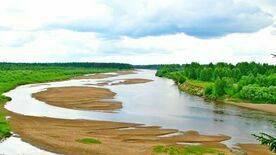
[32,86,122,111]
[237,144,275,155]
[74,70,137,80]
[7,111,234,155]
[227,101,276,114]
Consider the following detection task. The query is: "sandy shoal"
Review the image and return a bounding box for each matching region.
[237,144,275,155]
[7,111,234,155]
[32,86,122,111]
[74,70,137,80]
[94,78,153,86]
[112,78,153,85]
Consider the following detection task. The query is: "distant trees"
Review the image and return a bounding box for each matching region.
[155,65,180,77]
[0,62,133,70]
[156,62,276,104]
[134,64,168,69]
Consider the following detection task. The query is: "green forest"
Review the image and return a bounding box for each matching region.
[156,62,276,104]
[0,62,132,139]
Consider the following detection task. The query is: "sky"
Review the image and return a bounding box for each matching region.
[0,0,276,64]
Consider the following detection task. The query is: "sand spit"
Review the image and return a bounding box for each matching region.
[32,86,122,111]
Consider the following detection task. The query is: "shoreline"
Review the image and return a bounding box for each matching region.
[224,101,276,114]
[178,82,276,114]
[5,108,234,155]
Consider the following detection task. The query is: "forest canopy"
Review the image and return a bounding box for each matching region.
[156,62,276,104]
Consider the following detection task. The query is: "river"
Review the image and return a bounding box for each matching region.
[0,70,275,154]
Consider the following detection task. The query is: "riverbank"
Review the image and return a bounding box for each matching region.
[6,109,234,155]
[225,101,276,114]
[178,80,276,114]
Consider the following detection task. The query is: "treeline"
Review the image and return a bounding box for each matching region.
[0,62,133,70]
[0,62,131,139]
[156,62,276,104]
[134,64,171,69]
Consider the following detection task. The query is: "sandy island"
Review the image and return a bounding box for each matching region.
[94,78,153,86]
[32,86,122,111]
[74,70,137,80]
[112,78,153,85]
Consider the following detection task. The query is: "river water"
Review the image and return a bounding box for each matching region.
[0,70,275,154]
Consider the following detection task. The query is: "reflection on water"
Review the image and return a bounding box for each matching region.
[2,70,276,153]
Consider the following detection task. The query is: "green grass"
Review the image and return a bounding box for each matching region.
[153,145,225,155]
[77,138,101,144]
[0,66,120,140]
[186,80,213,88]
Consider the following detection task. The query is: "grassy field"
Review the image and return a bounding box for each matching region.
[0,66,120,139]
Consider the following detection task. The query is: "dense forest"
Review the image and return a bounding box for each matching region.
[156,62,276,104]
[134,64,169,69]
[0,62,132,139]
[0,62,133,70]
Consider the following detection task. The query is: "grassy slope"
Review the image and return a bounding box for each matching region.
[0,67,118,139]
[178,80,212,97]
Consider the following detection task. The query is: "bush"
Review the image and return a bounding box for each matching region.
[239,85,276,103]
[204,85,213,96]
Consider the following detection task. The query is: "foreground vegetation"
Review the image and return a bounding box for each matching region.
[153,145,225,155]
[0,62,132,139]
[156,62,275,104]
[252,120,276,152]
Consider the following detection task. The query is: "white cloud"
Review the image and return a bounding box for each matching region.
[0,0,273,38]
[0,0,275,64]
[0,27,275,64]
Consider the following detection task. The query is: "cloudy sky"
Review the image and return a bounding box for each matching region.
[0,0,276,64]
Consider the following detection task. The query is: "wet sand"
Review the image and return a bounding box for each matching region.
[111,78,153,85]
[7,111,234,155]
[94,78,153,86]
[32,86,122,111]
[237,144,275,155]
[74,70,137,80]
[227,101,276,114]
